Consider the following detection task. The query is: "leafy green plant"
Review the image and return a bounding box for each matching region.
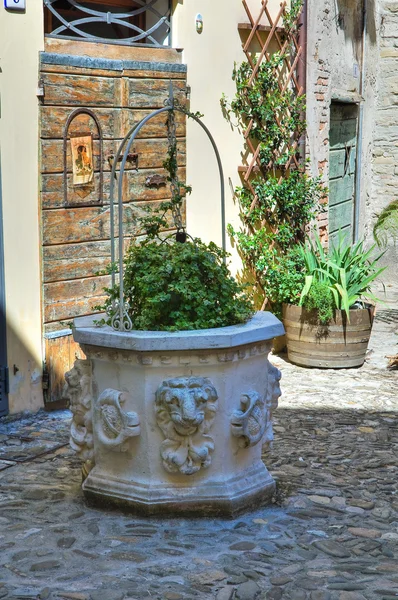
[222,53,306,167]
[301,280,333,325]
[260,247,306,313]
[100,238,253,332]
[226,239,306,317]
[97,107,253,332]
[283,0,305,33]
[230,171,324,252]
[298,233,386,320]
[373,199,398,247]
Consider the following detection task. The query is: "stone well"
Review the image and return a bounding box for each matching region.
[66,312,284,516]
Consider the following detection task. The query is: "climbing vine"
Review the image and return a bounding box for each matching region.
[283,0,306,33]
[221,0,325,314]
[138,108,202,239]
[222,53,306,168]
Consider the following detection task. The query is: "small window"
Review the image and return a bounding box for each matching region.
[44,0,171,47]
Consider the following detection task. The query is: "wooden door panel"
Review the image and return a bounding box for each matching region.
[39,46,186,406]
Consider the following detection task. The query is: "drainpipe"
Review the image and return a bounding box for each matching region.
[298,0,308,162]
[354,0,367,241]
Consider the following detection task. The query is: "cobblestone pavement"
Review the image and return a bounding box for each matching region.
[0,292,397,600]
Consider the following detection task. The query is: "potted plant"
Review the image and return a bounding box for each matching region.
[66,213,285,515]
[98,229,255,334]
[64,104,285,516]
[283,234,386,368]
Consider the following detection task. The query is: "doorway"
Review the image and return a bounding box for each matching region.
[328,102,358,246]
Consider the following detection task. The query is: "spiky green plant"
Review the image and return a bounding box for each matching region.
[298,233,386,321]
[373,200,398,247]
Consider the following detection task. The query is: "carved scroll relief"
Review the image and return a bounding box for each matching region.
[64,359,94,472]
[262,363,282,449]
[155,377,218,475]
[230,363,282,449]
[231,392,266,448]
[95,389,140,452]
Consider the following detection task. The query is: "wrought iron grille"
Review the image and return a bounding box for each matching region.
[44,0,172,47]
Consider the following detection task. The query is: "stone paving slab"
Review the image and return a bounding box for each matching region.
[0,460,16,471]
[0,293,396,600]
[0,439,67,463]
[0,412,71,443]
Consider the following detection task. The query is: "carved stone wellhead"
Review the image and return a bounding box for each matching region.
[67,311,284,516]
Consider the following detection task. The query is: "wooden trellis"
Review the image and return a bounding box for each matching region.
[238,0,304,204]
[236,0,306,309]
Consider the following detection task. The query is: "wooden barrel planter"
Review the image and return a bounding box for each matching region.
[282,303,375,368]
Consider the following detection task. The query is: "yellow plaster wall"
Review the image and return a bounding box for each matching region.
[0,3,44,413]
[0,0,284,413]
[172,0,285,273]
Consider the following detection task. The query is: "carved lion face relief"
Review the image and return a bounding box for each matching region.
[64,359,94,466]
[155,377,218,475]
[265,363,282,411]
[156,377,218,437]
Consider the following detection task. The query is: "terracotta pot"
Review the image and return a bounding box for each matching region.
[282,303,375,369]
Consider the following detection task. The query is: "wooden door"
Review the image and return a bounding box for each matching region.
[39,43,187,408]
[0,159,9,417]
[328,103,358,246]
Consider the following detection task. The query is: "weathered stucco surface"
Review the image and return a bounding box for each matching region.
[307,0,397,286]
[367,1,398,272]
[306,0,368,240]
[0,3,44,413]
[173,0,285,269]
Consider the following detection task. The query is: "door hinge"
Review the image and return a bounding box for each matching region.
[42,366,50,405]
[37,78,45,100]
[42,368,50,391]
[0,366,9,395]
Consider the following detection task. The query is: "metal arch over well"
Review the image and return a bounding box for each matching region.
[109,87,226,332]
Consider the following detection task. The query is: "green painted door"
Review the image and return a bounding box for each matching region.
[329,103,358,247]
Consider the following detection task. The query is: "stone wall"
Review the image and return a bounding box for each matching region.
[367,1,398,273]
[306,0,367,243]
[306,0,398,284]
